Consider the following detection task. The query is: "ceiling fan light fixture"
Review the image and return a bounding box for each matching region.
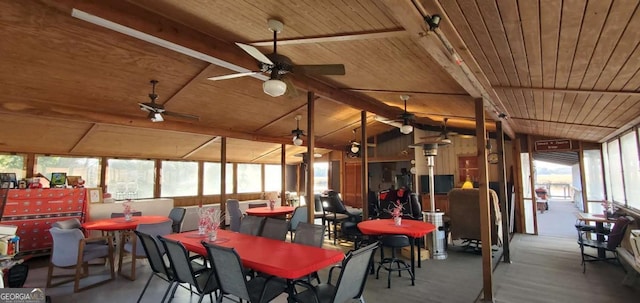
[293,136,303,146]
[263,79,287,97]
[150,112,163,123]
[400,124,413,135]
[350,142,360,154]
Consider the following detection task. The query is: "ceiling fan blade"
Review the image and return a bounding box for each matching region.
[207,71,260,81]
[163,111,200,121]
[292,64,345,75]
[235,42,273,65]
[283,77,300,98]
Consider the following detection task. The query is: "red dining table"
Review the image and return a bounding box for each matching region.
[83,216,172,231]
[358,218,436,284]
[164,229,344,300]
[244,206,295,217]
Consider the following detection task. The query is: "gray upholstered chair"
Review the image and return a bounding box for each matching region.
[118,220,173,280]
[226,199,243,232]
[260,217,289,241]
[47,227,115,292]
[288,206,308,239]
[293,242,378,303]
[239,215,265,236]
[52,218,82,230]
[159,237,219,303]
[168,208,186,233]
[202,242,287,303]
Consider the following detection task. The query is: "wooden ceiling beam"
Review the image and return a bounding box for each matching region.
[250,28,408,46]
[494,86,640,97]
[253,103,308,133]
[162,64,217,108]
[509,117,618,130]
[0,100,337,150]
[346,88,470,97]
[182,136,221,159]
[69,124,97,153]
[51,0,415,129]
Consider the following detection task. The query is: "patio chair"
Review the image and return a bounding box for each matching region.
[202,242,287,303]
[159,237,219,303]
[226,199,243,232]
[293,222,326,284]
[578,215,633,273]
[292,241,378,303]
[260,217,289,241]
[239,215,265,236]
[321,191,362,245]
[288,206,308,239]
[46,227,115,292]
[168,207,186,233]
[118,220,172,280]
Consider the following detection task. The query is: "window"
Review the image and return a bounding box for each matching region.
[607,140,625,204]
[203,162,234,195]
[161,160,198,197]
[621,131,640,209]
[602,143,612,201]
[583,150,605,201]
[0,154,26,181]
[264,164,282,191]
[35,155,100,188]
[237,163,262,193]
[106,159,154,200]
[313,162,329,193]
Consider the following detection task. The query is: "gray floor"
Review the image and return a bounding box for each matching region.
[20,203,640,302]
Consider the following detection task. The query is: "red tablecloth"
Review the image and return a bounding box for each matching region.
[245,206,295,217]
[164,229,344,279]
[83,216,171,231]
[358,219,436,238]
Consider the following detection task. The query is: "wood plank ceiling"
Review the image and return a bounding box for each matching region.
[0,1,637,164]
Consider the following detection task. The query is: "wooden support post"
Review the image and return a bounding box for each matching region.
[306,92,315,224]
[281,144,287,206]
[475,98,494,302]
[220,137,227,225]
[578,142,589,212]
[496,121,511,263]
[527,135,538,235]
[360,111,368,220]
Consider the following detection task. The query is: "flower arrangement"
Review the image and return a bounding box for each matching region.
[123,200,134,221]
[266,192,278,210]
[390,200,403,226]
[198,206,224,239]
[601,200,616,218]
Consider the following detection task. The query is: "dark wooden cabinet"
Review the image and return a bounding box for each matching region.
[421,194,449,216]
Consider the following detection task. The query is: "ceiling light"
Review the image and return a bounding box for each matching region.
[293,136,303,146]
[400,124,413,135]
[263,79,287,97]
[350,142,360,154]
[148,112,163,122]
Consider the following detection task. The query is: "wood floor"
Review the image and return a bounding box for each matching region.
[22,202,640,302]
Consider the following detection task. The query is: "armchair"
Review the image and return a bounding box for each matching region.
[448,188,503,253]
[47,227,115,292]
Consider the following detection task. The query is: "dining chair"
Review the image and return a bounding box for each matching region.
[292,242,378,303]
[226,199,243,232]
[159,237,219,303]
[260,217,289,241]
[322,191,361,245]
[134,230,176,303]
[376,235,414,288]
[239,215,265,236]
[202,242,287,303]
[47,227,115,292]
[293,222,326,284]
[578,215,633,273]
[118,220,172,280]
[288,206,308,239]
[168,207,186,233]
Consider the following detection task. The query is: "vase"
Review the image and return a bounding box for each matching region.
[198,225,206,235]
[394,216,402,226]
[208,229,217,242]
[269,200,275,210]
[124,213,132,222]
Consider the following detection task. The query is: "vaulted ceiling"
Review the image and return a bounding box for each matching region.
[1,1,638,163]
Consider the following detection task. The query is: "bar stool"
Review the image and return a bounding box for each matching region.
[376,235,414,288]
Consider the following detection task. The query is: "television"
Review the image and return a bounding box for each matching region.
[420,174,455,194]
[50,172,67,187]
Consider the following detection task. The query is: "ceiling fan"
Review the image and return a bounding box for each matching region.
[374,95,415,134]
[208,19,346,97]
[420,118,457,144]
[138,80,199,122]
[291,114,305,146]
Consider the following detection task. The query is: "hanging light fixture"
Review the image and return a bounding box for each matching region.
[399,95,413,135]
[350,128,360,153]
[291,114,304,146]
[263,73,287,97]
[400,123,413,134]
